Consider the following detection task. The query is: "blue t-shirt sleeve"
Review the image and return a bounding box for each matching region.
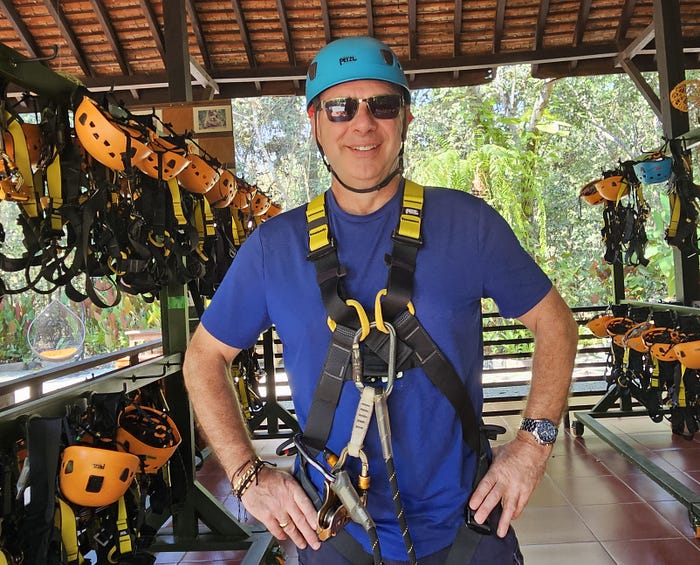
[478,200,552,319]
[200,228,272,348]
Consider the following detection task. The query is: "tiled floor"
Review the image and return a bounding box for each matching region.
[153,413,700,564]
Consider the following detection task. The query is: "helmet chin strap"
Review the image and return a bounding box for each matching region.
[314,107,408,194]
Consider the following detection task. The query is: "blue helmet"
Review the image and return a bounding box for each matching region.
[305,36,410,108]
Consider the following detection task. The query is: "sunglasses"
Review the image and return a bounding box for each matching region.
[318,94,405,122]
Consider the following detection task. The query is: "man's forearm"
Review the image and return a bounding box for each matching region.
[183,341,255,481]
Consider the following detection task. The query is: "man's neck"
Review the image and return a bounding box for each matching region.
[330,176,402,215]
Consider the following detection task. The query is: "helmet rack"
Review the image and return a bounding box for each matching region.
[0,41,281,564]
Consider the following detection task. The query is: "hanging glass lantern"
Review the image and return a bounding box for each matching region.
[27,296,85,363]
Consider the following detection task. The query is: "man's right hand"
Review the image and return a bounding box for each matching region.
[241,466,322,550]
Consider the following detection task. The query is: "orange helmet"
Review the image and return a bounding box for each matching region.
[605,317,636,348]
[673,340,700,369]
[595,175,629,201]
[642,327,680,362]
[116,405,182,473]
[586,314,613,338]
[74,96,152,171]
[250,192,271,216]
[204,168,237,208]
[579,179,605,206]
[176,153,220,194]
[623,321,653,353]
[59,445,140,507]
[260,201,282,220]
[136,135,191,181]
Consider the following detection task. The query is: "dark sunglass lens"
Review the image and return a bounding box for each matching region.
[324,98,358,122]
[368,95,402,119]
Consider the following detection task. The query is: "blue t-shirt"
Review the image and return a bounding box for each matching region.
[201,181,551,559]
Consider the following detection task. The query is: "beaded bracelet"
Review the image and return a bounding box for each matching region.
[231,457,277,499]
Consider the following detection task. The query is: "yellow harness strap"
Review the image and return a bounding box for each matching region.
[396,179,424,242]
[230,209,245,246]
[116,495,133,556]
[55,497,83,565]
[4,113,39,217]
[45,150,64,231]
[167,178,187,226]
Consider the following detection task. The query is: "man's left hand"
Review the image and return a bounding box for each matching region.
[467,432,552,537]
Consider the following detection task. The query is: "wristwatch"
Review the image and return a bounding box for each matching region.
[519,418,558,445]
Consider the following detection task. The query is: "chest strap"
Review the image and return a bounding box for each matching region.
[303,181,482,457]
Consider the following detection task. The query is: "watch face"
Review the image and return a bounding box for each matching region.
[536,420,558,444]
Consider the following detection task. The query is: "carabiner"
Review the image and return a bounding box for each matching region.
[327,298,371,341]
[374,288,415,334]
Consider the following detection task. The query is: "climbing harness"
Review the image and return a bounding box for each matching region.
[283,180,505,564]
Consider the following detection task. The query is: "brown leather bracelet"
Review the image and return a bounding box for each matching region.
[231,457,277,499]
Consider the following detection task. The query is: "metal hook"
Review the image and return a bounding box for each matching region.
[11,45,59,68]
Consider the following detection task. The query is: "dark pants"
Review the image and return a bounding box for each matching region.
[297,526,523,564]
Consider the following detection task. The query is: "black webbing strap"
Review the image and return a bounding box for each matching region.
[303,324,357,454]
[21,417,64,565]
[392,309,482,455]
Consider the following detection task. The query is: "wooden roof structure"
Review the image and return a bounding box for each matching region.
[0,0,699,106]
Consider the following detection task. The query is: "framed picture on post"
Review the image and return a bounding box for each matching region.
[193,105,232,134]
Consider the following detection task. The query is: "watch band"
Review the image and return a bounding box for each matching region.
[519,417,558,445]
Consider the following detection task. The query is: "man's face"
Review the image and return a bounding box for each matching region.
[311,79,409,191]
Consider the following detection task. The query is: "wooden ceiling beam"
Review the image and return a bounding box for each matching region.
[530,0,550,76]
[89,0,130,75]
[231,0,256,67]
[186,0,211,69]
[574,0,593,46]
[42,0,91,77]
[408,0,417,60]
[138,0,165,60]
[276,0,296,67]
[534,0,550,51]
[494,0,506,54]
[0,1,40,58]
[453,0,463,58]
[616,0,637,43]
[320,0,332,44]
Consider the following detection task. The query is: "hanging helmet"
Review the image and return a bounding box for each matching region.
[231,178,254,210]
[642,327,680,362]
[305,36,410,108]
[74,96,152,171]
[633,155,673,185]
[579,179,605,206]
[59,445,140,507]
[116,405,182,473]
[673,340,700,369]
[136,135,191,181]
[250,192,271,216]
[177,154,220,194]
[586,314,613,337]
[595,175,629,201]
[624,321,653,353]
[605,317,636,348]
[204,168,237,208]
[260,201,282,221]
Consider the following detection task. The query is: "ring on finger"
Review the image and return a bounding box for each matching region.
[278,519,290,528]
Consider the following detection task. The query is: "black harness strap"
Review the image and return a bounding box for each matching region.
[303,324,357,454]
[392,310,481,454]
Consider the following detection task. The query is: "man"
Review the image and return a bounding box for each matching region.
[183,36,578,564]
